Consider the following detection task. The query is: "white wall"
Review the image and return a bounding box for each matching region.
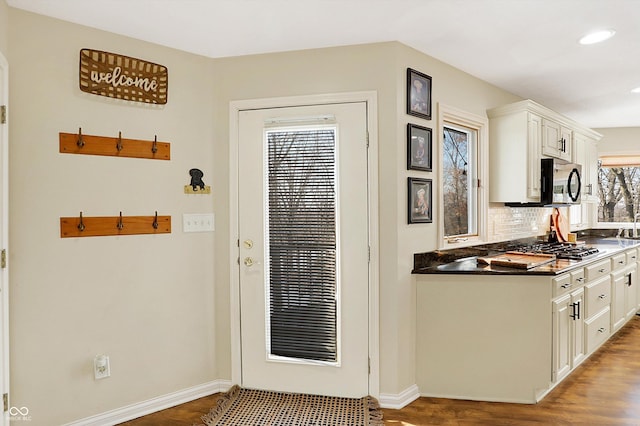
[9,9,217,425]
[0,1,8,57]
[595,127,640,154]
[210,42,523,398]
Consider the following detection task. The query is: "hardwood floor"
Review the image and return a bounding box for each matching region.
[121,315,640,425]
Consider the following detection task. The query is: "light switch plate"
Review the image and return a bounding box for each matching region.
[183,213,214,232]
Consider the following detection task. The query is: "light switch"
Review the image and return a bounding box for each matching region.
[183,213,215,232]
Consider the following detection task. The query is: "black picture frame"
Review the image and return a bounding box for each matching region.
[408,177,432,224]
[407,123,432,171]
[407,68,432,120]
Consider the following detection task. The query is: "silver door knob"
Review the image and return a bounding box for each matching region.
[243,257,254,267]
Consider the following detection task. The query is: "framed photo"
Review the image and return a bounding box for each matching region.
[408,177,432,224]
[407,123,432,171]
[407,68,432,120]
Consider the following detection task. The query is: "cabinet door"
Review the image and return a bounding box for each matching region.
[542,119,571,161]
[527,113,542,199]
[571,287,586,368]
[552,294,572,382]
[612,270,627,331]
[574,133,598,203]
[625,267,638,320]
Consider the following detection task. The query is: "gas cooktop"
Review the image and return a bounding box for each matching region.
[508,242,599,260]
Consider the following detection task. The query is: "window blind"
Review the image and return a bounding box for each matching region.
[267,128,338,363]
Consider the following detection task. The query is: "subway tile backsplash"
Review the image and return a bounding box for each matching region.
[488,205,552,242]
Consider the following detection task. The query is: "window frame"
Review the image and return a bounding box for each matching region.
[437,103,488,249]
[595,160,640,229]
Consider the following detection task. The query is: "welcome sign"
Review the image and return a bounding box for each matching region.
[79,49,168,104]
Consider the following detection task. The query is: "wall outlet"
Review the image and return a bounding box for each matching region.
[183,213,214,232]
[94,355,111,380]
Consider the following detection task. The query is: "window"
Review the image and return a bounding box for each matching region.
[443,124,477,237]
[597,156,640,223]
[438,104,488,247]
[266,127,338,363]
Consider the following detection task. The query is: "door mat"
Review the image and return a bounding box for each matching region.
[198,385,383,426]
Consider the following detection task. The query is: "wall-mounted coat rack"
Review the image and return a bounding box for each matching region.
[60,212,171,238]
[59,128,170,160]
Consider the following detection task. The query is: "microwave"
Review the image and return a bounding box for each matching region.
[540,158,582,206]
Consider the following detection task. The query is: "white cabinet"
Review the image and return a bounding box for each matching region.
[487,99,601,204]
[552,284,585,383]
[574,132,599,203]
[542,118,572,161]
[611,249,638,332]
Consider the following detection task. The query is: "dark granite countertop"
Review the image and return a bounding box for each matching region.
[413,231,640,276]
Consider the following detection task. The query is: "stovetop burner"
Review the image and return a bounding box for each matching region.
[509,242,599,260]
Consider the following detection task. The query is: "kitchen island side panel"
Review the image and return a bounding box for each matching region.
[416,274,553,403]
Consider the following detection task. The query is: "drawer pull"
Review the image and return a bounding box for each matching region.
[561,283,571,289]
[598,294,607,300]
[598,268,606,273]
[598,327,606,333]
[618,260,625,264]
[576,277,584,283]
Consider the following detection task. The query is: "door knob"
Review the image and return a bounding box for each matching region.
[243,257,254,267]
[243,239,254,249]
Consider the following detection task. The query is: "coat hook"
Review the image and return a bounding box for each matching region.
[152,211,159,229]
[77,211,85,232]
[151,135,158,154]
[77,127,85,148]
[117,211,124,230]
[116,131,123,152]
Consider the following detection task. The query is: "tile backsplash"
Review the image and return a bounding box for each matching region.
[488,205,553,242]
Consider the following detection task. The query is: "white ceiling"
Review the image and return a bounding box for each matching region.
[7,0,640,128]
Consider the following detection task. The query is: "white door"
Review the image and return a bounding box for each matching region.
[0,52,8,426]
[238,102,369,397]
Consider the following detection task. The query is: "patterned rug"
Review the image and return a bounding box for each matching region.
[199,385,384,426]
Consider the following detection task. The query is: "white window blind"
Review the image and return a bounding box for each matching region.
[266,128,338,363]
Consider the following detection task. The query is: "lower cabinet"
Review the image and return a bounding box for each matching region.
[552,287,584,382]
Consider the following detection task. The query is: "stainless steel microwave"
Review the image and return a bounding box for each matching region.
[540,158,582,206]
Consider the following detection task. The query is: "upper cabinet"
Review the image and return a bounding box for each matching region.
[487,99,601,204]
[542,118,572,161]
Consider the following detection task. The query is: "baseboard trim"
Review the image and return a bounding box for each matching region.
[378,384,420,409]
[64,379,233,426]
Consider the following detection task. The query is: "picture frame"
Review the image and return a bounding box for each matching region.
[408,177,432,224]
[407,123,432,171]
[407,68,432,120]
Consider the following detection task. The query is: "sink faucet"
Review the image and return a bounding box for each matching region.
[634,213,640,238]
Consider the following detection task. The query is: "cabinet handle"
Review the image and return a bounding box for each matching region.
[598,268,606,273]
[576,277,584,283]
[598,327,606,333]
[618,260,625,264]
[561,283,571,289]
[570,301,581,320]
[598,294,607,300]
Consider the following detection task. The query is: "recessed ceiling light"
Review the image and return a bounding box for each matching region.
[631,87,640,94]
[579,29,616,45]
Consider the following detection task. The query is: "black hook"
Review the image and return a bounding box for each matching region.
[116,131,123,152]
[77,212,85,232]
[152,211,159,229]
[152,135,158,154]
[77,127,85,148]
[117,211,124,230]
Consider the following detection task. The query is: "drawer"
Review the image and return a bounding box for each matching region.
[626,248,638,265]
[585,275,611,318]
[552,273,572,298]
[571,268,585,287]
[585,259,611,282]
[585,306,610,354]
[611,253,627,270]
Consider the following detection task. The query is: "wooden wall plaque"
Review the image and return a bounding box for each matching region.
[79,48,168,104]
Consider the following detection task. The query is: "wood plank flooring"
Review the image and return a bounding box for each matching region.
[120,315,640,425]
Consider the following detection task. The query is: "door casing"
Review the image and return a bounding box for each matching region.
[229,91,379,397]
